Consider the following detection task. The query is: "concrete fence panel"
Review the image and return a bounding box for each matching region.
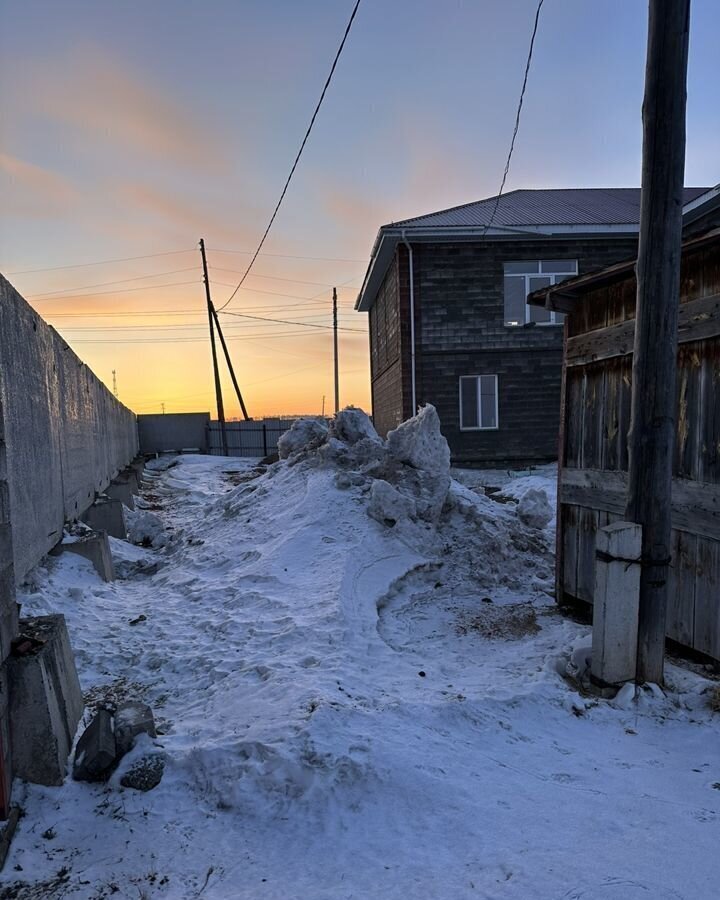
[137,413,210,454]
[0,275,139,580]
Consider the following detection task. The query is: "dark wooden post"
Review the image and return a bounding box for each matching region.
[210,305,250,422]
[625,0,690,684]
[333,287,339,414]
[199,238,228,456]
[262,423,268,457]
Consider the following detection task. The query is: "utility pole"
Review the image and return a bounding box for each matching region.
[112,369,118,398]
[199,238,228,456]
[333,287,339,414]
[625,0,690,684]
[210,305,250,421]
[161,402,165,415]
[321,395,326,417]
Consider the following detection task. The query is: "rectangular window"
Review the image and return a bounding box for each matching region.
[459,375,498,430]
[503,259,577,326]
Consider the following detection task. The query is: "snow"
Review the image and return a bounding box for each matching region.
[516,487,554,530]
[277,417,328,459]
[124,507,168,548]
[4,420,720,899]
[328,406,380,445]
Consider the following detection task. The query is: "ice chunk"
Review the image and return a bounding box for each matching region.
[329,407,381,446]
[277,418,328,459]
[125,508,168,548]
[367,480,417,527]
[517,487,553,530]
[387,405,450,475]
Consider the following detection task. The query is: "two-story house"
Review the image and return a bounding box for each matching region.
[355,187,709,465]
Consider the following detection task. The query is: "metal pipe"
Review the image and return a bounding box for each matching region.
[401,230,417,415]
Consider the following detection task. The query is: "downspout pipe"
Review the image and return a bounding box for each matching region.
[400,230,417,415]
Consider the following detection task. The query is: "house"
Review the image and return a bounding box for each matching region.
[528,192,720,662]
[355,187,710,465]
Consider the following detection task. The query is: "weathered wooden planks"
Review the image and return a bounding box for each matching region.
[555,235,720,661]
[560,467,720,541]
[565,292,720,368]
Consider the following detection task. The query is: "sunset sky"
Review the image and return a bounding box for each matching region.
[1,0,718,419]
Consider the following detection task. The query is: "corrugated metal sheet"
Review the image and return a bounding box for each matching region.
[391,188,709,229]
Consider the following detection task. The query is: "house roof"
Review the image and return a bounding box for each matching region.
[355,186,715,312]
[390,187,708,229]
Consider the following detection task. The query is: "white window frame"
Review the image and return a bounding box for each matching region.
[459,375,499,431]
[504,260,578,327]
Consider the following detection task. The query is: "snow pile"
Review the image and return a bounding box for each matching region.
[328,405,381,445]
[277,417,328,459]
[124,507,169,548]
[517,486,553,530]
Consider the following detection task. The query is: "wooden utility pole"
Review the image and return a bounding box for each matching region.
[333,287,339,414]
[625,0,690,684]
[210,305,250,421]
[199,238,228,456]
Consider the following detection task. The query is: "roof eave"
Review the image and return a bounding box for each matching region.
[529,225,720,312]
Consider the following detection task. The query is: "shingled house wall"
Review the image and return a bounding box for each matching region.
[369,236,639,464]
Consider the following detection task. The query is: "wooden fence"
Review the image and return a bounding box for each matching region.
[552,229,720,661]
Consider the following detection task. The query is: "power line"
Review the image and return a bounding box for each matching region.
[26,268,198,298]
[216,0,362,312]
[220,309,364,332]
[208,248,365,263]
[29,280,200,301]
[53,315,359,332]
[7,249,196,275]
[482,0,545,234]
[209,266,360,289]
[211,281,357,304]
[43,299,356,319]
[67,328,362,345]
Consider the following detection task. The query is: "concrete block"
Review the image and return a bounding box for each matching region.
[120,469,140,495]
[105,476,135,511]
[128,458,145,479]
[72,709,116,782]
[591,521,642,687]
[62,531,115,582]
[81,497,126,540]
[0,663,13,819]
[115,701,156,756]
[8,615,84,786]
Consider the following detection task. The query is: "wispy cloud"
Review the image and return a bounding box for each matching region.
[0,152,79,217]
[31,47,229,171]
[114,181,257,247]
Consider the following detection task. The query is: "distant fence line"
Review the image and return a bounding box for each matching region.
[136,412,331,458]
[207,418,329,457]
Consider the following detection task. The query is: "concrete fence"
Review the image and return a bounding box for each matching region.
[137,412,210,454]
[0,275,139,582]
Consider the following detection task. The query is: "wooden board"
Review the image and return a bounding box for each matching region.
[693,538,720,658]
[565,292,720,368]
[560,467,720,542]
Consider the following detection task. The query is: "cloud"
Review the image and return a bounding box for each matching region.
[31,47,229,171]
[0,152,79,217]
[113,181,258,247]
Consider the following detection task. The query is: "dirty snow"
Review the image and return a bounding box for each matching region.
[4,412,720,899]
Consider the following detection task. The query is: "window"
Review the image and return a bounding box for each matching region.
[503,259,577,326]
[459,375,498,430]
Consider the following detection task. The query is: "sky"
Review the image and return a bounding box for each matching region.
[1,0,719,419]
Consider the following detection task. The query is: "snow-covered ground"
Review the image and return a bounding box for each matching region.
[4,412,720,899]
